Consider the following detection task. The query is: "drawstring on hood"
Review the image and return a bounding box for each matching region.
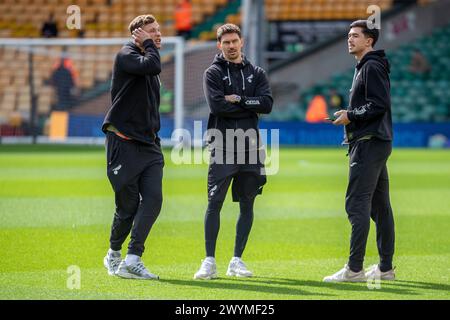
[225,66,246,90]
[214,53,248,91]
[240,70,246,91]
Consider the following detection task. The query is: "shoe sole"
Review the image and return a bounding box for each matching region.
[116,270,159,280]
[377,276,396,281]
[226,270,253,277]
[365,273,396,281]
[193,273,218,280]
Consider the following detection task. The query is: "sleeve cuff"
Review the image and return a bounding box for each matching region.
[239,96,247,107]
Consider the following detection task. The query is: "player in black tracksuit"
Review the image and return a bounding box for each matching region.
[324,20,396,282]
[194,24,273,279]
[102,15,163,280]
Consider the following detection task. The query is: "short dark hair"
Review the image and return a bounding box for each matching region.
[350,20,379,47]
[128,14,156,34]
[216,23,241,42]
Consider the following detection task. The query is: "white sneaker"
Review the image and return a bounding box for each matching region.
[193,257,217,280]
[115,259,159,280]
[103,251,121,276]
[226,257,253,277]
[365,264,396,281]
[323,264,366,283]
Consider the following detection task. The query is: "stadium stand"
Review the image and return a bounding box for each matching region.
[0,0,448,136]
[265,0,393,21]
[193,0,395,41]
[269,22,450,123]
[0,0,233,38]
[0,0,232,131]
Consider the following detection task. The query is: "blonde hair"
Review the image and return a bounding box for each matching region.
[128,15,156,34]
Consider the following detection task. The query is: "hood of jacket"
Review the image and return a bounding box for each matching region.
[124,40,144,54]
[356,50,390,74]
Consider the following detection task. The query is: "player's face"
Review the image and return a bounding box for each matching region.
[348,27,371,55]
[218,33,243,62]
[143,21,162,49]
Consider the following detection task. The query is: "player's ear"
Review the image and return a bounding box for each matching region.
[216,41,221,50]
[240,37,244,48]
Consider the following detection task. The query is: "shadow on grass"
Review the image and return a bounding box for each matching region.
[158,278,334,297]
[388,280,450,292]
[221,276,420,296]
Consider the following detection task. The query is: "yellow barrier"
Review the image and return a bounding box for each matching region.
[49,111,69,140]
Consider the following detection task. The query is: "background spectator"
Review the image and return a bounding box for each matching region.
[41,13,58,38]
[49,58,78,111]
[328,88,345,113]
[174,0,193,40]
[409,49,431,77]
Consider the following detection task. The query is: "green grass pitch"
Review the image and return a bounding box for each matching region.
[0,144,449,299]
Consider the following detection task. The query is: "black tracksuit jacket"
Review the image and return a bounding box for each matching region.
[203,53,273,151]
[345,50,393,144]
[102,39,161,145]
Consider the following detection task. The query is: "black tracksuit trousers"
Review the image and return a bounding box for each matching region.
[346,138,395,272]
[105,132,164,257]
[204,150,266,258]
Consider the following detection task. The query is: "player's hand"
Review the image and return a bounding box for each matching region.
[333,110,351,125]
[132,27,152,47]
[225,94,241,103]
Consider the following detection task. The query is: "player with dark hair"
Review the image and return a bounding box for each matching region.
[324,20,396,282]
[194,23,273,280]
[102,14,164,280]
